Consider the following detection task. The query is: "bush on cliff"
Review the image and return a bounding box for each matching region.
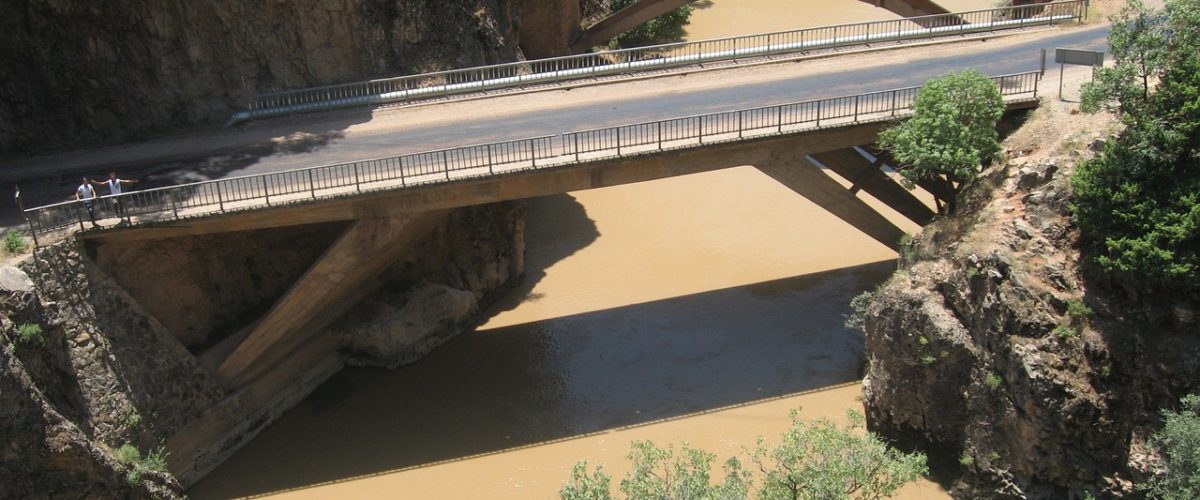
[1074,0,1200,295]
[1142,395,1200,499]
[878,69,1005,214]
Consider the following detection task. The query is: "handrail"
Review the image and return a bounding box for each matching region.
[230,1,1082,123]
[27,71,1041,237]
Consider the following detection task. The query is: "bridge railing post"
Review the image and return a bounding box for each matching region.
[76,202,85,231]
[171,195,179,220]
[529,139,537,167]
[354,162,362,193]
[738,111,743,139]
[308,170,316,199]
[777,105,783,133]
[698,115,704,144]
[443,150,451,179]
[261,176,271,205]
[853,95,860,122]
[616,127,622,156]
[657,121,663,150]
[891,90,898,117]
[574,133,581,162]
[816,100,822,127]
[487,144,495,174]
[216,182,225,213]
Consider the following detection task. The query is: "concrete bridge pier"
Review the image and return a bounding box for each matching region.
[215,208,448,388]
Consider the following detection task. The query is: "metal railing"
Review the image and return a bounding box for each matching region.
[27,72,1040,237]
[231,1,1082,123]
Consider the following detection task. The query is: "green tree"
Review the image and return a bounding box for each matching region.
[608,0,694,48]
[560,411,926,500]
[752,410,927,500]
[1072,0,1200,294]
[1080,0,1167,117]
[620,441,751,500]
[877,69,1006,214]
[562,461,614,500]
[1142,395,1200,499]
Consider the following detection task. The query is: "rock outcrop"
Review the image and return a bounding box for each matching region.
[862,116,1200,498]
[0,0,522,157]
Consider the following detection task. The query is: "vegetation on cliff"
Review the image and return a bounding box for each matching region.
[1075,0,1200,294]
[560,410,927,499]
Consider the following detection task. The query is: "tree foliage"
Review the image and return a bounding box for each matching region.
[877,69,1005,214]
[559,410,927,500]
[608,0,694,48]
[1072,0,1200,294]
[752,410,927,500]
[1142,395,1200,499]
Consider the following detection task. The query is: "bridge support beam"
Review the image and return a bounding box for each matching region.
[810,149,934,226]
[216,209,447,388]
[859,0,965,27]
[756,152,906,252]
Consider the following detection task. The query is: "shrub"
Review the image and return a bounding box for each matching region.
[1052,324,1078,339]
[115,443,169,487]
[560,410,927,500]
[843,290,874,331]
[1141,395,1200,499]
[985,373,1003,390]
[3,230,27,255]
[1066,299,1093,323]
[15,323,43,346]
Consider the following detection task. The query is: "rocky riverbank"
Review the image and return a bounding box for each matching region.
[861,98,1199,497]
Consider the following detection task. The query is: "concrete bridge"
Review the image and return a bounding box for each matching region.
[28,73,1039,394]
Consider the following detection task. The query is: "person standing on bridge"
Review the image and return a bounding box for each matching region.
[75,177,99,228]
[94,171,138,224]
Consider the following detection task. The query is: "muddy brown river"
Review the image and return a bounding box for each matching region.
[189,1,987,497]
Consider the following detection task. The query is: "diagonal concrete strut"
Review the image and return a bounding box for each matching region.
[216,208,447,388]
[755,151,906,252]
[572,0,695,51]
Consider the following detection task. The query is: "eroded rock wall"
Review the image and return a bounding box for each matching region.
[0,0,521,157]
[1,239,230,498]
[862,143,1200,497]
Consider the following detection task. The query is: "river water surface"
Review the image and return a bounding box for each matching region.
[190,1,967,498]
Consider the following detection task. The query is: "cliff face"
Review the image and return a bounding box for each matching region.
[862,106,1200,498]
[0,0,521,157]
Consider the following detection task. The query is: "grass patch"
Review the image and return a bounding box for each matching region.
[1052,324,1078,339]
[985,373,1003,390]
[115,443,168,487]
[1066,299,1093,323]
[15,323,43,346]
[959,453,975,467]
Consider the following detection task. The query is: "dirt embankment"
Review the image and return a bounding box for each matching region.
[0,0,521,158]
[861,90,1199,497]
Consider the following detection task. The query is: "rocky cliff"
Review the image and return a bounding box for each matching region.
[861,104,1200,498]
[0,0,522,157]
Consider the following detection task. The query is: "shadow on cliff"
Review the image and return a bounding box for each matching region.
[188,259,897,499]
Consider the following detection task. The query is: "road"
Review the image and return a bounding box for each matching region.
[3,24,1107,223]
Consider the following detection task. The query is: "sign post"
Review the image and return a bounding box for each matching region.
[1054,48,1105,101]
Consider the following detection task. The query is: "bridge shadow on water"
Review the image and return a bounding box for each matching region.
[189,257,898,499]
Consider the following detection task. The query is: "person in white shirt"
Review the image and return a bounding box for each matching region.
[75,177,98,228]
[93,171,138,223]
